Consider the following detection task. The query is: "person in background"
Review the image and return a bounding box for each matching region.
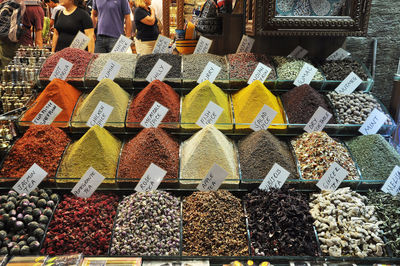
[19,0,44,48]
[91,0,131,53]
[51,0,94,52]
[151,0,162,33]
[134,0,159,54]
[43,0,64,28]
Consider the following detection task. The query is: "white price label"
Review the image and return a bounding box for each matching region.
[97,59,121,81]
[146,59,172,82]
[194,36,213,54]
[197,62,221,84]
[247,63,272,84]
[152,35,172,54]
[259,163,290,191]
[236,35,255,53]
[135,163,167,192]
[250,104,277,131]
[32,100,62,125]
[335,72,363,94]
[359,108,387,135]
[49,58,73,81]
[13,164,48,195]
[381,165,400,196]
[293,63,317,86]
[196,101,224,128]
[69,31,90,50]
[326,48,351,61]
[197,163,229,191]
[71,167,105,198]
[111,35,133,53]
[140,101,169,128]
[304,106,332,133]
[86,101,114,128]
[288,46,308,59]
[316,162,348,191]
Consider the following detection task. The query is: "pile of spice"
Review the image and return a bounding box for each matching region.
[281,84,336,124]
[310,188,385,257]
[327,92,392,125]
[227,53,277,80]
[135,54,181,79]
[367,191,400,257]
[117,128,179,182]
[182,54,229,81]
[110,191,180,256]
[57,125,121,182]
[291,132,359,180]
[232,80,287,129]
[0,189,58,256]
[126,80,180,128]
[273,56,323,80]
[321,59,368,80]
[239,130,298,180]
[0,125,70,180]
[346,134,400,180]
[183,191,248,256]
[21,79,81,125]
[245,188,318,256]
[180,125,239,184]
[181,80,232,130]
[42,193,118,255]
[72,78,130,127]
[39,48,96,79]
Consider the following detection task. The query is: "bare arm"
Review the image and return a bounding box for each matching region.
[140,7,156,26]
[84,28,95,53]
[125,14,132,38]
[51,28,59,52]
[91,9,98,29]
[35,29,43,48]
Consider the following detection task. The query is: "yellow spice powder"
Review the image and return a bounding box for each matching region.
[233,80,287,129]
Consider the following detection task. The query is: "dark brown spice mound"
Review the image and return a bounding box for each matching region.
[321,59,368,81]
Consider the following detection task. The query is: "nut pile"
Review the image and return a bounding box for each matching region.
[310,188,385,258]
[273,56,323,80]
[291,132,359,180]
[110,191,180,256]
[321,59,368,81]
[183,191,248,256]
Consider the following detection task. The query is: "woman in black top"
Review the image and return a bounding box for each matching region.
[52,0,95,52]
[134,0,159,54]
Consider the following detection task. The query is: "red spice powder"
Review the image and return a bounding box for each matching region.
[117,128,179,182]
[126,80,180,127]
[41,193,118,256]
[0,125,70,179]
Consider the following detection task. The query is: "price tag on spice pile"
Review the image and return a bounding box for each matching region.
[304,106,332,133]
[247,62,272,84]
[49,58,73,81]
[71,167,105,198]
[32,100,62,125]
[86,101,114,128]
[236,35,255,53]
[70,31,90,50]
[111,35,133,53]
[326,48,351,61]
[197,62,221,84]
[197,163,229,191]
[140,101,169,128]
[259,163,290,191]
[335,72,363,95]
[316,162,348,191]
[359,108,387,135]
[135,163,167,192]
[196,101,224,128]
[13,163,48,195]
[288,45,308,59]
[250,104,277,131]
[381,165,400,196]
[146,59,172,82]
[293,63,317,86]
[194,36,213,54]
[97,59,121,81]
[152,35,172,54]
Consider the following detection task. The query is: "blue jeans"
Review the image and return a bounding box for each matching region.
[95,35,118,53]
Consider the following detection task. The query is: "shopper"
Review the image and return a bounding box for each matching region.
[51,0,94,52]
[43,0,64,28]
[19,0,44,48]
[91,0,131,53]
[134,0,159,55]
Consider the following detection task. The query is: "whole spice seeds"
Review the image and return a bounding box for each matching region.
[291,131,359,180]
[281,84,336,124]
[244,188,318,256]
[182,191,249,256]
[327,92,392,125]
[346,134,400,180]
[182,54,229,81]
[110,191,180,256]
[227,53,276,80]
[0,189,58,256]
[367,191,400,257]
[273,56,323,80]
[321,59,368,80]
[238,130,298,180]
[135,54,182,79]
[42,193,118,255]
[310,187,385,257]
[0,125,70,179]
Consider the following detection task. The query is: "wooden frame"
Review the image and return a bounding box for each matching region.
[162,0,185,37]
